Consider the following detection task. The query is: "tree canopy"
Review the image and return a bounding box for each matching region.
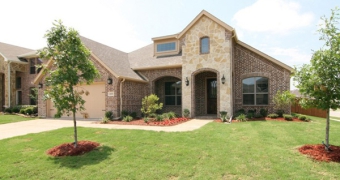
[293,7,340,149]
[39,20,99,147]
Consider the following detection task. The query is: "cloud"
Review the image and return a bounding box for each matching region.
[268,47,312,66]
[233,0,314,33]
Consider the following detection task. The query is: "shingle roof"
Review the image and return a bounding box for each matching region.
[79,36,144,81]
[128,44,182,70]
[0,42,33,62]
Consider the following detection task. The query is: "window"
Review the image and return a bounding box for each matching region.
[200,37,209,54]
[36,58,42,73]
[165,81,181,105]
[17,91,22,105]
[157,42,176,52]
[30,58,36,74]
[16,77,21,89]
[30,88,37,105]
[242,77,268,105]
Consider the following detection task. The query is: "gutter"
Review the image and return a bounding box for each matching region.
[7,61,11,107]
[112,78,126,120]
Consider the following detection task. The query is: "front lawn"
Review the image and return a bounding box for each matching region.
[0,116,339,179]
[0,114,37,124]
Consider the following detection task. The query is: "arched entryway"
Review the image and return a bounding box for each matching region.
[154,76,182,115]
[193,71,218,117]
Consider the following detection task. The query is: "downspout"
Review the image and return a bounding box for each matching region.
[7,61,11,107]
[119,78,126,118]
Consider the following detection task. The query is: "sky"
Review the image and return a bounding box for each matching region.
[0,0,339,89]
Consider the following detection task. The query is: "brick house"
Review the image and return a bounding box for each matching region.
[0,42,40,111]
[5,10,293,118]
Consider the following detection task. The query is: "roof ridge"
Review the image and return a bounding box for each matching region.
[79,36,127,54]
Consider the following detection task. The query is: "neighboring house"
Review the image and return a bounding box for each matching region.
[8,10,293,119]
[0,42,39,111]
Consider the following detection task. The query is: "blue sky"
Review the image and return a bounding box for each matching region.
[1,0,339,88]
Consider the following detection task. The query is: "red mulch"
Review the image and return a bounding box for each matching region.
[104,117,189,126]
[214,117,308,123]
[298,144,340,163]
[46,140,100,157]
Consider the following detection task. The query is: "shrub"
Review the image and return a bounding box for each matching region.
[32,106,38,114]
[291,113,299,118]
[167,111,176,119]
[254,113,263,118]
[248,109,256,114]
[141,94,163,117]
[12,106,20,113]
[236,114,247,122]
[130,112,137,119]
[246,113,254,119]
[267,113,279,119]
[19,108,26,114]
[105,111,113,120]
[220,111,228,122]
[183,109,190,118]
[273,90,295,117]
[121,110,129,118]
[143,117,149,123]
[283,114,293,121]
[101,117,109,124]
[237,109,246,114]
[298,115,307,121]
[162,113,169,120]
[25,108,33,115]
[260,108,268,117]
[306,117,311,121]
[155,114,163,121]
[275,110,284,117]
[123,115,133,122]
[149,113,157,118]
[5,108,12,113]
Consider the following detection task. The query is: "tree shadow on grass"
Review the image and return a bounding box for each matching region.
[47,145,114,168]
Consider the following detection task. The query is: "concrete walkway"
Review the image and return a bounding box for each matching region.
[0,119,213,140]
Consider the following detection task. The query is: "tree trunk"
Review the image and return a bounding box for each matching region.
[73,111,78,148]
[325,108,330,151]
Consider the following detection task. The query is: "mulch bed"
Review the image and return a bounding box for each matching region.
[298,144,340,163]
[46,140,100,157]
[214,117,308,123]
[103,117,190,126]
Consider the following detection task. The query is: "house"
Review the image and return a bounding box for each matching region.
[0,42,39,111]
[4,10,293,118]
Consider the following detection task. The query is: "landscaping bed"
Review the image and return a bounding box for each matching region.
[47,140,100,157]
[104,117,190,126]
[299,144,340,163]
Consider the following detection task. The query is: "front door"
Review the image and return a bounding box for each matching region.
[207,78,217,114]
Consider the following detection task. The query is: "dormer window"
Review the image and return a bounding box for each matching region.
[200,37,209,54]
[157,42,176,52]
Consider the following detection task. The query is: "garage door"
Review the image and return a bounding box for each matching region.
[47,83,105,119]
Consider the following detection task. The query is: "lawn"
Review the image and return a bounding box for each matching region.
[0,114,37,124]
[0,116,339,179]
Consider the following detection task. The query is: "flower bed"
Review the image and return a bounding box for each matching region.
[104,117,190,126]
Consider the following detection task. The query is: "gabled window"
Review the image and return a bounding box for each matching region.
[200,37,209,54]
[242,77,268,105]
[157,42,176,52]
[165,81,181,105]
[30,58,36,74]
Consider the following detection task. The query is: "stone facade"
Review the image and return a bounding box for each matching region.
[182,15,233,117]
[233,44,291,114]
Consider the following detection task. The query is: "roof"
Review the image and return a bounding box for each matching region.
[128,44,182,70]
[79,36,144,81]
[0,42,33,62]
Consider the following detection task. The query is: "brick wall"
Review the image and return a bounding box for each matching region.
[233,44,291,115]
[16,72,37,105]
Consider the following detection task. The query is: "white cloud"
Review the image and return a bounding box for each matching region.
[233,0,314,33]
[268,47,311,66]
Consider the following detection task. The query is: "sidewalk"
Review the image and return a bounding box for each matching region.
[0,119,213,140]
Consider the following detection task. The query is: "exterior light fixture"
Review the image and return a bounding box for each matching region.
[185,77,189,86]
[107,78,113,85]
[221,74,225,84]
[38,83,43,89]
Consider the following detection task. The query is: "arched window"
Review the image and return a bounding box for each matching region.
[242,77,268,105]
[200,37,209,54]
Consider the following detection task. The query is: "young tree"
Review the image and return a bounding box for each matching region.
[141,94,163,117]
[272,90,296,117]
[293,7,340,151]
[39,20,99,147]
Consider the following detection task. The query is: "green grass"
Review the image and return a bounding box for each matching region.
[0,114,37,124]
[0,116,340,179]
[330,116,340,120]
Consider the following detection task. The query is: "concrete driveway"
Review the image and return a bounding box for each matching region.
[0,118,213,140]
